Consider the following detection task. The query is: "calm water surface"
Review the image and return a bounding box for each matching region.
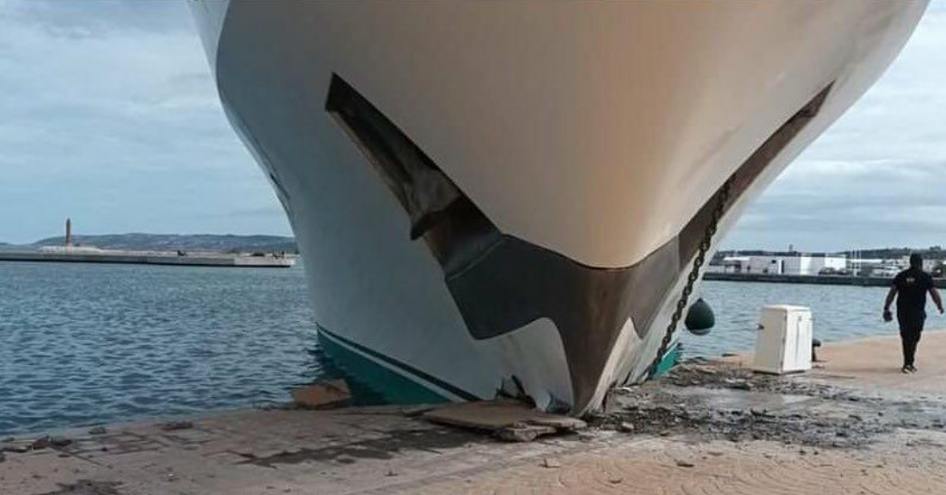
[1,262,940,436]
[682,280,943,357]
[0,261,329,436]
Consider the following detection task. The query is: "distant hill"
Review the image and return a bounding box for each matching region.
[31,234,298,253]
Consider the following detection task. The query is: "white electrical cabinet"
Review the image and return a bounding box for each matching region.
[753,305,812,374]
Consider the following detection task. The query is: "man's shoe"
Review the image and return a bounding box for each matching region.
[906,365,918,373]
[902,366,911,374]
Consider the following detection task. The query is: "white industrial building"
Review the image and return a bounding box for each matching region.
[898,255,940,273]
[716,254,848,276]
[709,252,944,278]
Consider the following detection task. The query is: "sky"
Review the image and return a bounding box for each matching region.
[725,0,946,251]
[0,0,288,244]
[0,1,944,251]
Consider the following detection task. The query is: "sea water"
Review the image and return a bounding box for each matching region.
[0,261,326,436]
[681,281,914,358]
[0,262,932,436]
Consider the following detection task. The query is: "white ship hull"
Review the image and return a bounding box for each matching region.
[191,0,927,414]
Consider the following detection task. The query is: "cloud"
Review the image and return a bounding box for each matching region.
[725,1,946,252]
[1,0,192,38]
[0,1,943,250]
[0,0,289,243]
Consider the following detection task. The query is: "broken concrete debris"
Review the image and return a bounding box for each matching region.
[423,399,587,442]
[496,424,557,443]
[31,436,51,450]
[159,421,194,431]
[585,360,918,449]
[290,379,352,409]
[41,480,124,495]
[1,442,30,454]
[29,436,71,450]
[400,405,438,417]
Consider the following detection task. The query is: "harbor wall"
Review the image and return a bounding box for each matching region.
[704,271,946,288]
[0,251,294,268]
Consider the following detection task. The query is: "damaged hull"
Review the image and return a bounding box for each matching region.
[190,0,927,414]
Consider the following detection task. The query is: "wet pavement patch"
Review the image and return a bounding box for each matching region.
[664,361,861,400]
[237,427,482,468]
[38,480,123,495]
[159,421,194,431]
[591,361,946,449]
[599,394,892,448]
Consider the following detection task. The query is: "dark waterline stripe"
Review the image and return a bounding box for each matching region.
[316,325,481,402]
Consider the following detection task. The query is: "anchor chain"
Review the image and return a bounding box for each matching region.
[646,178,733,379]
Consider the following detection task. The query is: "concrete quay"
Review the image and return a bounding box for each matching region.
[5,331,946,494]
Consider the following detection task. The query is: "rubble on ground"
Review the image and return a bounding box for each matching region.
[423,399,587,442]
[38,480,123,495]
[587,360,937,448]
[664,360,862,400]
[159,421,194,431]
[290,379,352,409]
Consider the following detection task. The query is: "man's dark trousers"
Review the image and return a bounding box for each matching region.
[898,310,925,367]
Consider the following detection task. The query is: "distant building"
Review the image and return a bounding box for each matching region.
[713,253,847,276]
[898,255,940,273]
[708,251,944,278]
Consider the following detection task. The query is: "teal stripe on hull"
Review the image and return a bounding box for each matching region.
[317,327,452,405]
[318,324,679,408]
[652,343,682,377]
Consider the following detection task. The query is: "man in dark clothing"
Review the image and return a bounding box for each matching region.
[883,253,944,373]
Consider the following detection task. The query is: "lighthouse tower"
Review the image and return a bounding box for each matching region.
[65,218,72,248]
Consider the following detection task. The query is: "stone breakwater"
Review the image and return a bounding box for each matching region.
[0,250,294,268]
